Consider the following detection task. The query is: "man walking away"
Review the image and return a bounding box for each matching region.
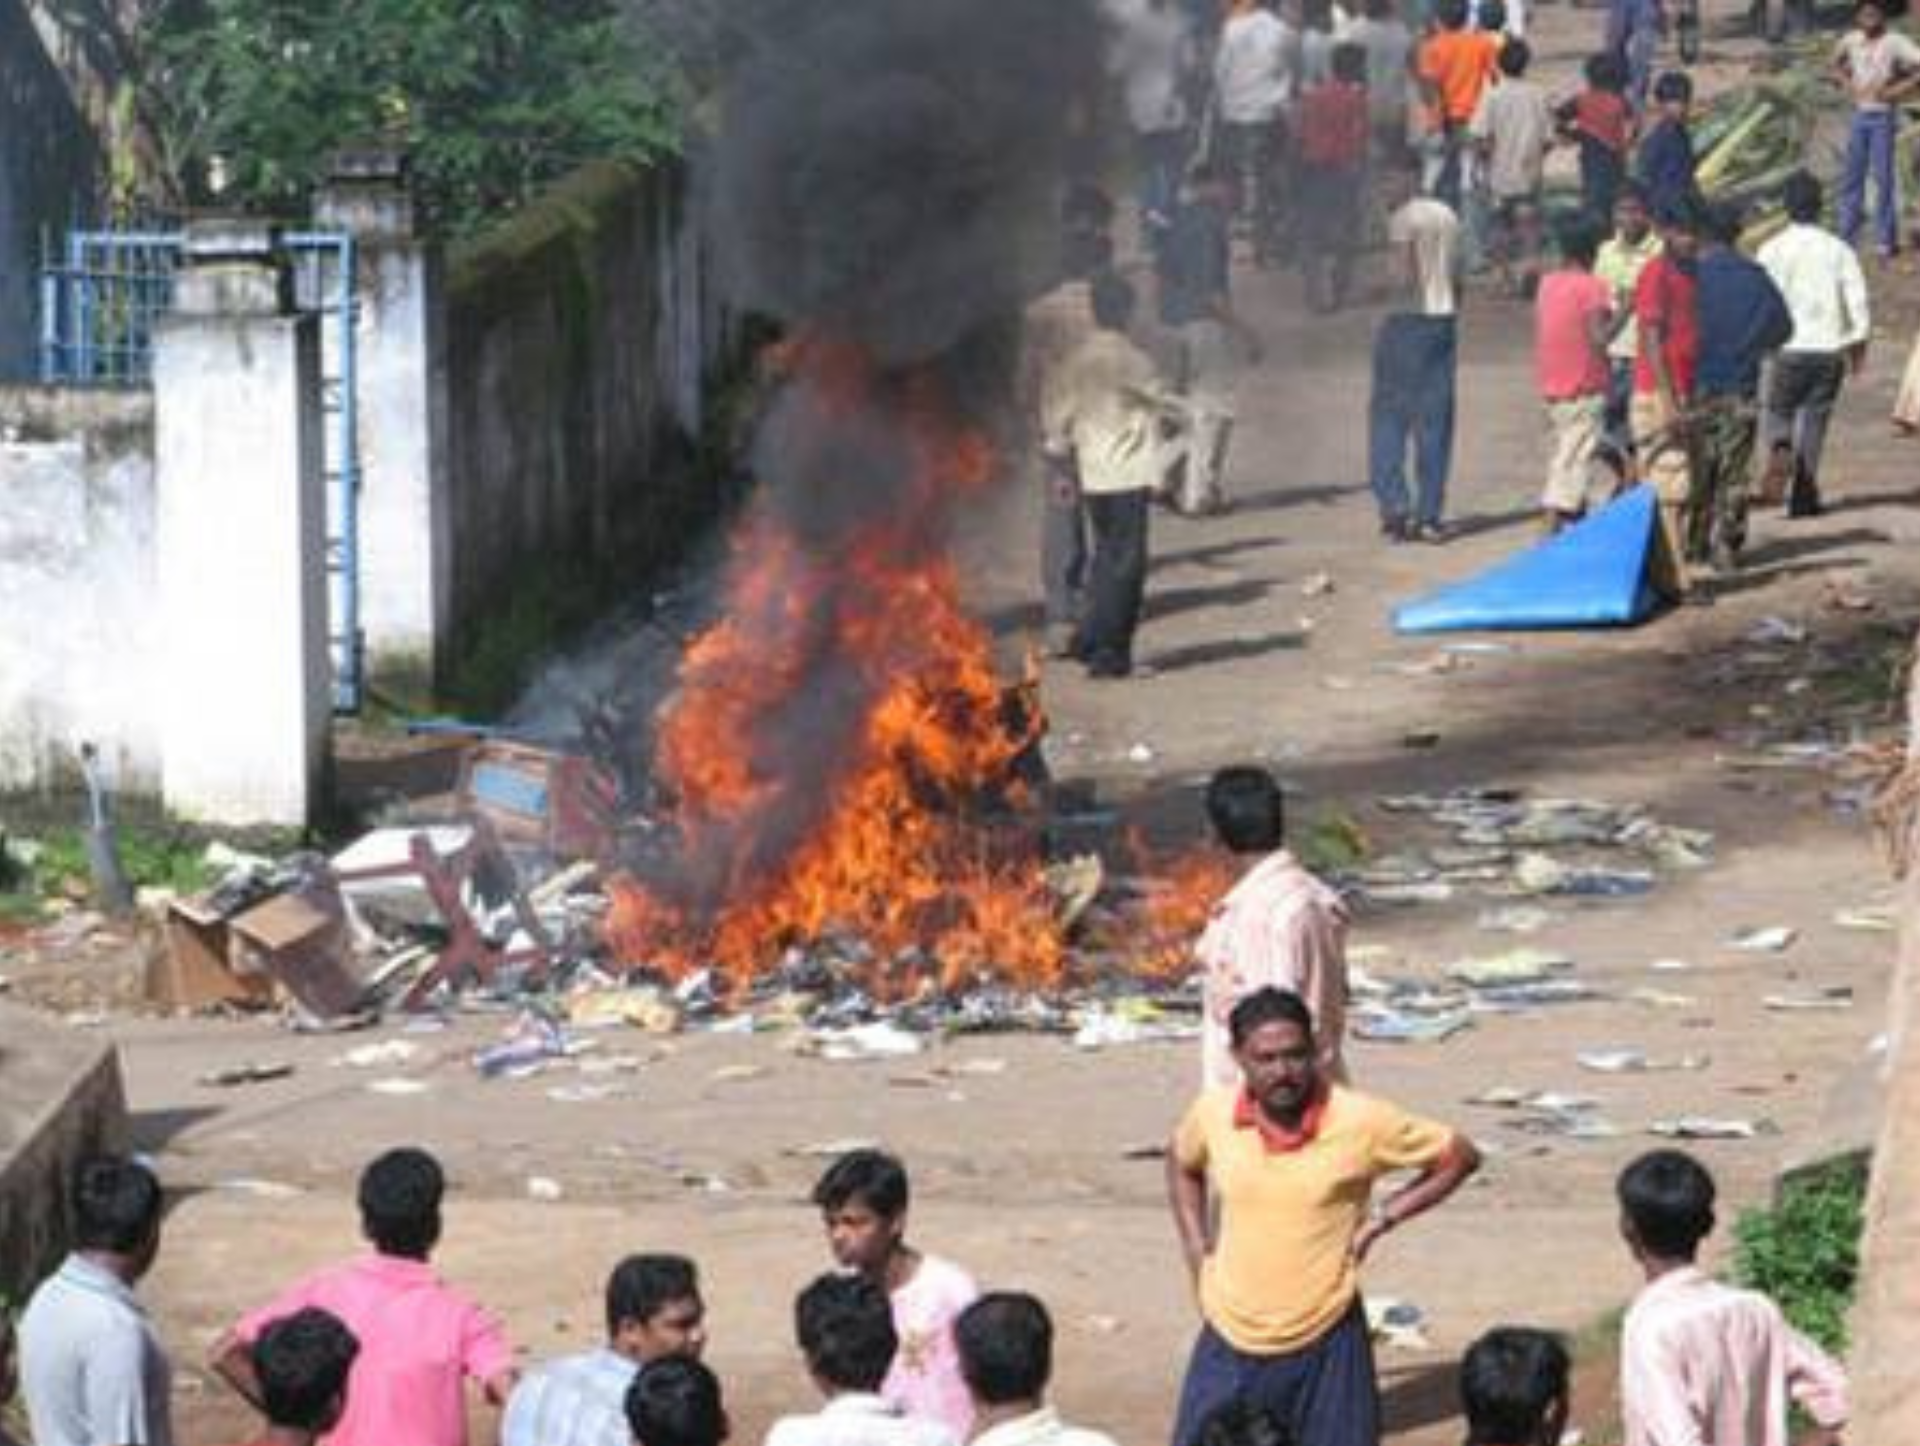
[1833,0,1920,260]
[1215,0,1294,259]
[1469,39,1556,297]
[626,1361,728,1446]
[1043,274,1184,678]
[1757,172,1870,519]
[767,1277,957,1446]
[1168,988,1481,1446]
[1295,45,1372,312]
[236,1310,361,1446]
[506,1256,709,1446]
[1594,185,1662,479]
[1690,201,1792,576]
[20,1155,174,1446]
[1616,1150,1847,1446]
[1535,214,1620,532]
[1563,53,1634,221]
[1629,203,1700,594]
[1416,0,1500,209]
[1346,0,1414,162]
[1459,1329,1569,1446]
[1636,73,1699,226]
[813,1151,980,1440]
[1369,166,1461,544]
[1606,0,1663,114]
[1157,164,1252,515]
[956,1296,1118,1446]
[1108,0,1199,246]
[213,1147,516,1446]
[1194,766,1349,1092]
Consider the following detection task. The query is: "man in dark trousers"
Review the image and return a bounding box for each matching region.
[1041,273,1185,679]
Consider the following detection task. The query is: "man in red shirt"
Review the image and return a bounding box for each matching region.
[1295,45,1372,312]
[1629,204,1701,594]
[1534,214,1620,532]
[233,1309,359,1446]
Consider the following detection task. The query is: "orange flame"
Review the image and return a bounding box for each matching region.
[605,341,1066,992]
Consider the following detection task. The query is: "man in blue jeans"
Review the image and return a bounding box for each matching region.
[1833,0,1920,258]
[1369,166,1461,544]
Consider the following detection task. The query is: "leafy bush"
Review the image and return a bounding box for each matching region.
[139,0,683,235]
[1732,1155,1868,1353]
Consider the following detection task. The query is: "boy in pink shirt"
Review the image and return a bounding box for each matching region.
[212,1148,516,1446]
[814,1150,978,1440]
[1615,1150,1847,1446]
[1534,214,1621,533]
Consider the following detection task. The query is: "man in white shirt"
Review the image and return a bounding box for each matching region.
[1368,166,1462,544]
[1106,0,1198,237]
[1214,1,1294,258]
[765,1277,955,1446]
[1757,171,1871,519]
[956,1295,1118,1446]
[19,1156,173,1446]
[504,1256,708,1446]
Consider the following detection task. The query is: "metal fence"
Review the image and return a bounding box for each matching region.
[38,228,367,713]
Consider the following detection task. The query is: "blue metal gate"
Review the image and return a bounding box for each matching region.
[40,229,366,714]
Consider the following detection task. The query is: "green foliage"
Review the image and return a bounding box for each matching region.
[0,825,219,921]
[1732,1155,1869,1354]
[139,0,682,235]
[1298,811,1371,874]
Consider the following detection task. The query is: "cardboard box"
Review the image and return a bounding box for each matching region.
[153,897,274,1011]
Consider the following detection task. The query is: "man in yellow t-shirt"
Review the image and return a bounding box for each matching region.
[1165,988,1481,1446]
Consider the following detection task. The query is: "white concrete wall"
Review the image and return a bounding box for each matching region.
[0,388,158,791]
[154,307,329,826]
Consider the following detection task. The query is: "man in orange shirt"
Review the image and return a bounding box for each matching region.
[1417,0,1501,208]
[1166,988,1481,1446]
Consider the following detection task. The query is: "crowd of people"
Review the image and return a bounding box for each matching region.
[1033,0,1920,676]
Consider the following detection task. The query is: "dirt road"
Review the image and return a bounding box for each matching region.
[20,2,1920,1442]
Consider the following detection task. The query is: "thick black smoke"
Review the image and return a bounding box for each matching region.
[706,0,1107,365]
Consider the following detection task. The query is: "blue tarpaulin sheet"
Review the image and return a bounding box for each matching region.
[1393,486,1666,634]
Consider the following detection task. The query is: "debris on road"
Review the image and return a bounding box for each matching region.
[1649,1117,1776,1140]
[1728,926,1798,953]
[1762,988,1854,1012]
[197,1062,296,1088]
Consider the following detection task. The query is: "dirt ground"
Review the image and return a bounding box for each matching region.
[8,1,1920,1443]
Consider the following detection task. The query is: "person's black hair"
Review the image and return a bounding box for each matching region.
[255,1309,360,1432]
[1194,1400,1296,1446]
[1701,199,1745,246]
[607,1255,701,1338]
[1227,987,1316,1048]
[1091,272,1137,332]
[357,1147,444,1259]
[1617,1149,1717,1259]
[1332,42,1368,83]
[812,1149,910,1220]
[1460,1328,1570,1446]
[1584,51,1628,90]
[1614,179,1650,209]
[1782,170,1823,224]
[1479,0,1509,32]
[955,1293,1053,1406]
[1655,197,1702,233]
[1062,230,1115,282]
[72,1155,163,1255]
[1555,213,1607,266]
[794,1274,898,1392]
[1653,70,1694,104]
[1436,0,1470,27]
[1498,37,1531,75]
[1062,181,1116,232]
[1205,766,1284,853]
[626,1359,727,1446]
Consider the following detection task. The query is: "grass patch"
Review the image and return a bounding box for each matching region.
[0,816,302,923]
[1733,1154,1868,1353]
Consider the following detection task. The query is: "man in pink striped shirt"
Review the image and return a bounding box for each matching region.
[1194,766,1350,1091]
[1616,1150,1848,1446]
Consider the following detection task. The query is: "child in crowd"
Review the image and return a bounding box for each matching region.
[239,1309,361,1446]
[1417,0,1502,209]
[1561,52,1633,222]
[1296,44,1373,312]
[1593,184,1662,480]
[1470,39,1556,295]
[1832,0,1920,258]
[626,1360,728,1446]
[814,1151,979,1440]
[1616,1150,1849,1446]
[1534,214,1619,532]
[1459,1329,1570,1446]
[1636,71,1699,225]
